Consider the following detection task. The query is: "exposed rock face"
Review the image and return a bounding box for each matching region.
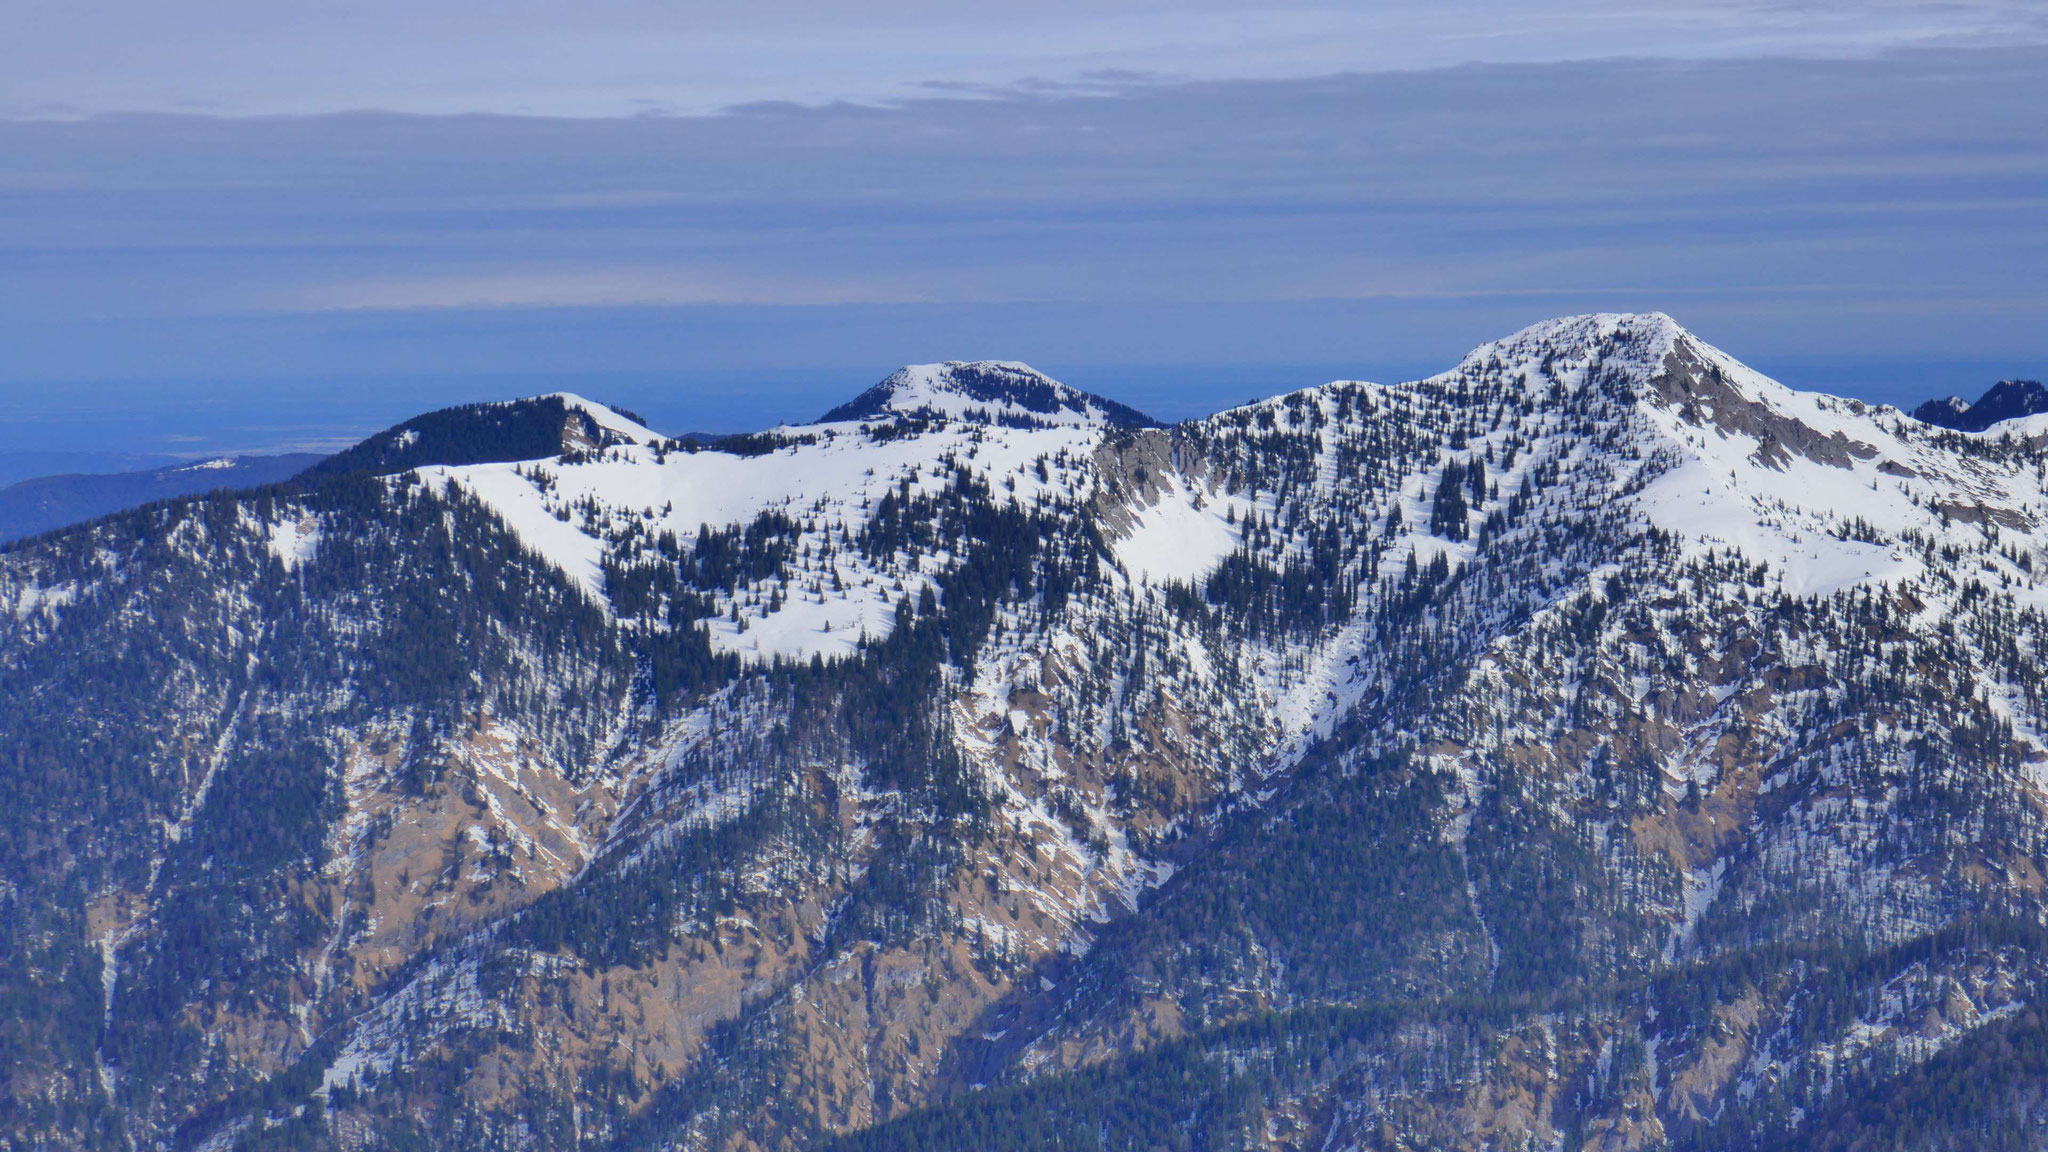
[8,315,2048,1151]
[1913,378,2048,432]
[1651,339,1879,470]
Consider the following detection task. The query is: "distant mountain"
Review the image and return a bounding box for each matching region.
[300,392,660,480]
[0,451,183,491]
[0,453,324,544]
[818,360,1158,428]
[1911,377,2048,431]
[13,320,2048,1152]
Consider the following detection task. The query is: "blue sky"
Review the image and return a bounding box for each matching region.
[0,2,2043,469]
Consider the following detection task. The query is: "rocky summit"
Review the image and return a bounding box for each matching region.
[8,314,2048,1151]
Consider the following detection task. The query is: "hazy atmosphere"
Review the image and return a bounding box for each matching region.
[3,1,2043,470]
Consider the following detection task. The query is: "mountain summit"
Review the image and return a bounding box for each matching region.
[817,360,1157,428]
[302,392,658,480]
[1912,377,2048,431]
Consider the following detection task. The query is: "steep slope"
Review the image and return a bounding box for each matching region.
[0,453,325,544]
[8,320,2048,1152]
[0,474,635,1152]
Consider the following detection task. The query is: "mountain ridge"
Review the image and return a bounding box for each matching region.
[299,392,659,481]
[0,452,325,545]
[6,313,2048,1152]
[1912,377,2048,432]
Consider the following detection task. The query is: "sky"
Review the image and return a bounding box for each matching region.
[0,1,2043,474]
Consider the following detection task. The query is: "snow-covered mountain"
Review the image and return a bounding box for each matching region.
[7,315,2048,1152]
[816,359,1157,428]
[305,391,661,480]
[1913,377,2048,432]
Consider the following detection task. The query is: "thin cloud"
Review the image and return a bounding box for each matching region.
[303,271,940,312]
[0,47,2038,447]
[3,1,2046,118]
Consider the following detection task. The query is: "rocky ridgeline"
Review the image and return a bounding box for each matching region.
[6,315,2048,1151]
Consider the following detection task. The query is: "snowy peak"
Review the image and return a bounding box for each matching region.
[303,393,659,480]
[1224,310,2002,603]
[1912,378,2048,432]
[1441,311,1685,387]
[1444,312,1884,473]
[817,360,1157,429]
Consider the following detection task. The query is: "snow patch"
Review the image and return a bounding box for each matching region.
[9,580,76,619]
[266,516,321,570]
[429,419,1104,661]
[1114,475,1247,585]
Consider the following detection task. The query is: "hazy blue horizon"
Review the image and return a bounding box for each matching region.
[4,16,2041,478]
